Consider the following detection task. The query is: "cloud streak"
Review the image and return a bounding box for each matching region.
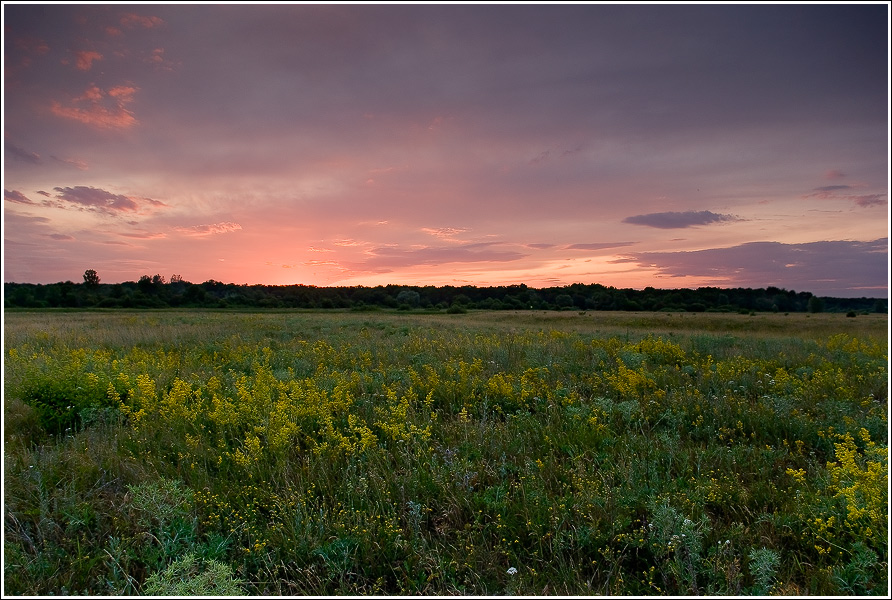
[566,242,636,251]
[348,242,528,271]
[6,143,41,164]
[622,211,739,229]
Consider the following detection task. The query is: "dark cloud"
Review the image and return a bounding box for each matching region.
[48,233,75,241]
[6,143,41,164]
[566,242,636,251]
[526,243,555,249]
[53,185,164,214]
[617,238,887,297]
[813,185,851,192]
[622,211,738,229]
[4,189,35,204]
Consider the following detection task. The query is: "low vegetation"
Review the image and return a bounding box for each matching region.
[4,310,887,595]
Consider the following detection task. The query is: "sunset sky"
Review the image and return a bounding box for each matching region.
[3,3,889,297]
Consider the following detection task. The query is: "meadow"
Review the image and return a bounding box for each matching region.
[3,309,888,595]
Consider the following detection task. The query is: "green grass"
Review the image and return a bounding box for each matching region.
[3,309,888,595]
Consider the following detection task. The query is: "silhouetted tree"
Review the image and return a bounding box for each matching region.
[83,269,100,286]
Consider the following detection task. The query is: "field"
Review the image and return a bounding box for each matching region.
[3,309,888,595]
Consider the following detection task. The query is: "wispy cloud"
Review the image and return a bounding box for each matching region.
[803,183,886,207]
[120,13,164,29]
[623,211,739,229]
[51,155,89,170]
[120,230,167,240]
[349,242,527,270]
[851,194,886,208]
[421,227,469,241]
[173,222,242,236]
[6,143,41,164]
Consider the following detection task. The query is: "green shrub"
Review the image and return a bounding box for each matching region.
[142,553,244,596]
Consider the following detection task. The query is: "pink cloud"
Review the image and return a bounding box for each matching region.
[851,194,886,208]
[421,227,469,240]
[79,85,104,101]
[824,169,847,180]
[174,222,243,236]
[107,85,137,102]
[50,84,139,129]
[74,50,102,71]
[13,36,50,56]
[120,13,164,28]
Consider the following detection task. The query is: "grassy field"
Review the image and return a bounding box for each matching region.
[3,309,888,595]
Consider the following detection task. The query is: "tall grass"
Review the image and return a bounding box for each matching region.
[4,310,887,595]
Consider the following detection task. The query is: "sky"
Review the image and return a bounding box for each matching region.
[2,3,889,297]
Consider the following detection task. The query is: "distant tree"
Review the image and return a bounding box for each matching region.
[554,294,574,309]
[170,274,183,284]
[83,269,100,286]
[396,290,421,307]
[152,274,167,286]
[808,296,825,313]
[138,275,154,294]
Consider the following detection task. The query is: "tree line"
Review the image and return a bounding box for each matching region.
[2,271,886,314]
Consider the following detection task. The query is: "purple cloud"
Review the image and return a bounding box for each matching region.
[623,210,739,229]
[54,186,139,212]
[617,238,887,297]
[4,189,34,204]
[53,186,164,214]
[851,194,886,208]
